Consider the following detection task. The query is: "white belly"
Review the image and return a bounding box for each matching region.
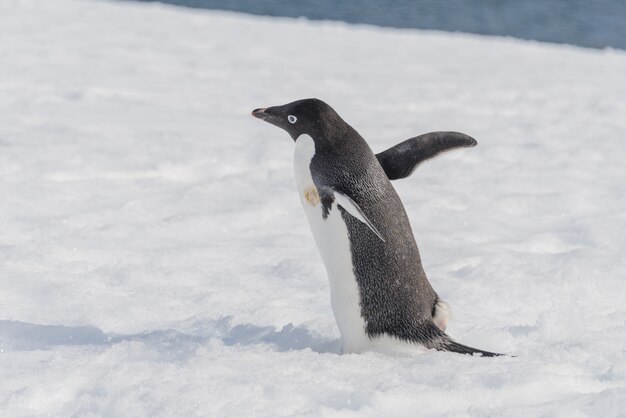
[293,135,370,353]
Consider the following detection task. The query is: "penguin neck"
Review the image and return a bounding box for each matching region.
[303,123,361,154]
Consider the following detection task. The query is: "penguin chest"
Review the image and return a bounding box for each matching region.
[293,135,369,353]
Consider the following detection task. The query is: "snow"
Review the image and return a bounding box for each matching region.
[1,0,625,416]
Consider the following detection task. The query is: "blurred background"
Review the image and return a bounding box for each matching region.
[130,0,626,50]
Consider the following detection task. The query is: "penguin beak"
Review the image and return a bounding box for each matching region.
[252,106,288,134]
[251,108,270,120]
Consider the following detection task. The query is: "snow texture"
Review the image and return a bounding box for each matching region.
[1,0,625,416]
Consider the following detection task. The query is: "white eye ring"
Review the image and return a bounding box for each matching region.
[288,115,297,124]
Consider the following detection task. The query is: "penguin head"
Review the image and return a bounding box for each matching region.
[252,98,342,141]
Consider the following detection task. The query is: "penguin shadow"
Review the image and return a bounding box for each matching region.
[0,317,341,356]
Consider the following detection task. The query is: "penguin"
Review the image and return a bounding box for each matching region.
[252,98,502,356]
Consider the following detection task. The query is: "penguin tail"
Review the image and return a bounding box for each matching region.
[437,338,504,357]
[426,322,506,357]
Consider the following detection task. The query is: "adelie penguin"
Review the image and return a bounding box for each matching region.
[252,98,502,356]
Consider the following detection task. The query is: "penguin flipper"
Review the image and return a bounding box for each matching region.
[331,189,385,243]
[375,131,477,180]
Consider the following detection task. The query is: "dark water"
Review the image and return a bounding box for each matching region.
[130,0,626,50]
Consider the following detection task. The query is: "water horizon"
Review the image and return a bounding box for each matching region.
[128,0,626,50]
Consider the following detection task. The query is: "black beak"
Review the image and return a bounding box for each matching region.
[251,108,269,120]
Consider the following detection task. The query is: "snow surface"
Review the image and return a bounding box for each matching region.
[1,0,625,416]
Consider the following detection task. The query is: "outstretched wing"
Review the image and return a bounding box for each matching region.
[376,131,477,180]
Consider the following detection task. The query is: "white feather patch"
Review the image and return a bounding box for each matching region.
[433,299,451,332]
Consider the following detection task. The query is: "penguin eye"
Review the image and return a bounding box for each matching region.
[288,115,297,124]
